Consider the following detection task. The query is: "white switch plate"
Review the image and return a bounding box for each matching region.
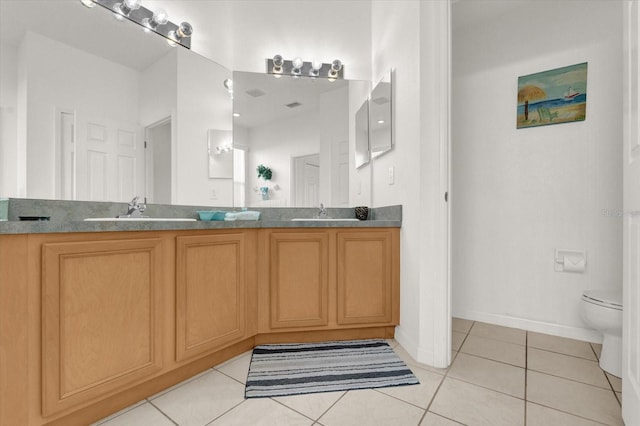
[388,166,395,185]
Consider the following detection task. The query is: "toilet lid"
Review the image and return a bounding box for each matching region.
[582,290,622,310]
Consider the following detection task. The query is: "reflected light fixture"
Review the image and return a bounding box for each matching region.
[266,55,344,80]
[84,0,193,49]
[142,8,168,31]
[328,59,343,80]
[224,79,234,99]
[233,112,240,117]
[113,0,141,17]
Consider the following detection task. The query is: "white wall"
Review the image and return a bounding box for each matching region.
[0,43,18,197]
[370,0,451,367]
[245,111,319,207]
[21,32,140,199]
[175,48,233,206]
[451,0,623,341]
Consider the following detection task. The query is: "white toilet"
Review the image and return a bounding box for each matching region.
[580,289,623,377]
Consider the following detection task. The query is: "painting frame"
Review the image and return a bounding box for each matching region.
[517,62,588,129]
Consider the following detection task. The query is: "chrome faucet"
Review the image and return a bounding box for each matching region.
[318,203,328,219]
[118,196,146,218]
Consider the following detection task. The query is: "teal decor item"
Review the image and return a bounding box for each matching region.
[259,187,269,200]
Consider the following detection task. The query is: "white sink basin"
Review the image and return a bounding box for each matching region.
[84,217,196,222]
[291,218,360,222]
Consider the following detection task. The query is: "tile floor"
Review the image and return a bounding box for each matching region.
[93,319,624,426]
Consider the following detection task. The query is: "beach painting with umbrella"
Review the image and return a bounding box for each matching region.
[517,62,587,129]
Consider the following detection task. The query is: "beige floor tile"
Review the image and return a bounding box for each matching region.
[98,402,174,426]
[452,318,473,334]
[526,402,606,426]
[393,344,449,375]
[385,338,399,348]
[318,389,425,426]
[527,347,610,389]
[526,370,623,425]
[528,332,597,360]
[147,369,212,400]
[448,353,525,398]
[210,398,313,425]
[151,370,245,426]
[429,377,524,426]
[93,400,147,425]
[420,412,464,425]
[469,322,526,345]
[273,391,345,421]
[592,342,603,360]
[376,366,444,408]
[606,372,622,392]
[216,351,252,384]
[451,331,466,351]
[460,334,526,367]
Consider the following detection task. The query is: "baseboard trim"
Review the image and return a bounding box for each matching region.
[453,310,603,343]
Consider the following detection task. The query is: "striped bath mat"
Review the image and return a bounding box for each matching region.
[244,339,419,398]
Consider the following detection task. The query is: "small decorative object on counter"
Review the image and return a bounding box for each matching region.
[354,206,369,220]
[257,164,273,200]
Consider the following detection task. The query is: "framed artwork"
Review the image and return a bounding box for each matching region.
[517,62,587,129]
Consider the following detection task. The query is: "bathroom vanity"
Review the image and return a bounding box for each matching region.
[0,218,399,425]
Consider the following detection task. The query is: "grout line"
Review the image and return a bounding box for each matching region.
[146,400,179,426]
[269,396,319,423]
[524,331,528,426]
[314,390,349,424]
[526,400,614,425]
[203,399,247,426]
[419,322,473,424]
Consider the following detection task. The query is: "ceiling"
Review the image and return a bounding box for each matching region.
[0,0,174,71]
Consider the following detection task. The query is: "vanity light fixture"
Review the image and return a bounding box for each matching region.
[83,0,193,49]
[266,55,344,80]
[328,59,343,81]
[223,78,234,98]
[167,22,193,46]
[113,0,141,17]
[142,8,168,31]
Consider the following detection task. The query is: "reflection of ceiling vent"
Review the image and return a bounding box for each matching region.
[246,88,266,97]
[372,97,390,105]
[285,102,302,108]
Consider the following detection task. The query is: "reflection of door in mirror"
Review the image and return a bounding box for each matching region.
[145,118,172,204]
[292,154,320,207]
[74,113,145,202]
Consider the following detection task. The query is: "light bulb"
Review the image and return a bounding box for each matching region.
[143,8,169,30]
[292,57,303,69]
[223,79,233,91]
[124,0,141,10]
[273,55,284,68]
[114,0,141,16]
[153,9,169,25]
[80,0,95,8]
[176,22,193,39]
[309,60,322,77]
[331,59,343,72]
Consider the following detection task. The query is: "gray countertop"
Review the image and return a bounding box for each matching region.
[0,199,401,235]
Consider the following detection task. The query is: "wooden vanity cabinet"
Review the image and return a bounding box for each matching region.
[0,226,396,426]
[41,237,165,416]
[175,232,257,362]
[260,228,399,333]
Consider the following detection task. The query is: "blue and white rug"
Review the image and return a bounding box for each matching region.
[244,339,419,398]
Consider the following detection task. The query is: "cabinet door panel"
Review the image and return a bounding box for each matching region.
[337,231,393,325]
[42,238,163,416]
[176,234,246,362]
[270,232,329,328]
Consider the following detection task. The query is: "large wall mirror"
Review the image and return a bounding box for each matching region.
[232,71,371,208]
[0,0,232,207]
